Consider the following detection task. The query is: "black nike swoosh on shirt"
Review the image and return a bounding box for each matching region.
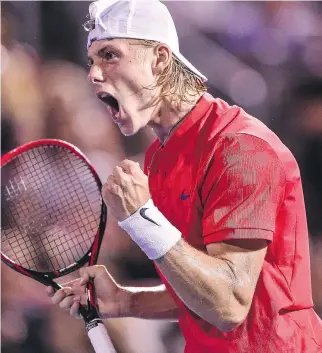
[139,208,160,226]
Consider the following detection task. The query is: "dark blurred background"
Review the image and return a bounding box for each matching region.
[1,2,322,352]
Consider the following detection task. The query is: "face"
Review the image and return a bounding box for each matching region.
[87,39,163,136]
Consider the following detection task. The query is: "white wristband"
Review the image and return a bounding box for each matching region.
[118,199,181,260]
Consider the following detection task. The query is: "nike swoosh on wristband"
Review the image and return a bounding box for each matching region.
[139,208,160,226]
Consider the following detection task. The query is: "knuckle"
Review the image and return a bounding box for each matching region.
[112,167,119,175]
[104,184,111,192]
[121,159,134,169]
[59,297,72,310]
[51,291,63,305]
[104,183,114,194]
[110,185,120,195]
[106,175,114,184]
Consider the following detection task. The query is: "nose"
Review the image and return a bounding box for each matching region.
[88,65,105,84]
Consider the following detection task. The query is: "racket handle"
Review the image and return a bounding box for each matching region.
[87,322,116,353]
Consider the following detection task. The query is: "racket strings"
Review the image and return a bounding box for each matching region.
[1,146,101,272]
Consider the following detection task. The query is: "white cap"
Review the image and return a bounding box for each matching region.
[85,0,207,82]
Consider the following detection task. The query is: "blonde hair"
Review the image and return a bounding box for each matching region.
[130,39,207,106]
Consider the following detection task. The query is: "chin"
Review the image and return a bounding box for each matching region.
[118,119,143,136]
[120,130,136,137]
[119,123,139,136]
[118,115,146,136]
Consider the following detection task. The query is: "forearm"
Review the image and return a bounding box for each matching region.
[123,285,179,321]
[117,200,251,329]
[155,239,249,331]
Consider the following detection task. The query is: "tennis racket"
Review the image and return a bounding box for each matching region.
[1,139,116,353]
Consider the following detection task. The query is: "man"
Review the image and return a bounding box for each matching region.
[47,0,322,352]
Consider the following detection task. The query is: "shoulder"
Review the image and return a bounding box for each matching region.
[203,96,286,152]
[200,97,300,182]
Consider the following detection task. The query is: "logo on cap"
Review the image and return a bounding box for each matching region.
[83,15,95,31]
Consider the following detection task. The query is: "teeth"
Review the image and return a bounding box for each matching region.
[96,92,111,99]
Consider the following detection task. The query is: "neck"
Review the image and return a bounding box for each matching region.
[148,93,203,144]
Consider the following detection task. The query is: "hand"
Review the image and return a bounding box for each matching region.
[46,265,131,319]
[102,160,150,221]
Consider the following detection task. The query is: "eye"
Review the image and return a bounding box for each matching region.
[101,51,118,61]
[87,58,93,68]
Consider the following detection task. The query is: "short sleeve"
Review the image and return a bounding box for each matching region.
[202,133,286,244]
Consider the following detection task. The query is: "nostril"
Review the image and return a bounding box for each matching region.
[88,66,105,84]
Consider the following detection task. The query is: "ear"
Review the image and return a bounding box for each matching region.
[152,44,172,76]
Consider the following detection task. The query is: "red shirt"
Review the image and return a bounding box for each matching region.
[144,94,322,353]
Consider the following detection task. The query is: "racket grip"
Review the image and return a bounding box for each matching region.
[87,322,116,353]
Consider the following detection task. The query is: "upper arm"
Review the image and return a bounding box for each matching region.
[206,236,268,308]
[201,133,286,243]
[201,134,284,311]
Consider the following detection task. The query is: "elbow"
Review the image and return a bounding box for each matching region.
[216,316,245,332]
[221,304,250,332]
[216,287,253,332]
[207,302,250,332]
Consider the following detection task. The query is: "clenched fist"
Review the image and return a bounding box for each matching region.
[102,159,151,221]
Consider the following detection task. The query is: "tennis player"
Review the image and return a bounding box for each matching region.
[47,1,322,352]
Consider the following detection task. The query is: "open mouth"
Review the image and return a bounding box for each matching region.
[97,92,119,113]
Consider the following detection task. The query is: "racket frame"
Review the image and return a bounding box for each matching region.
[1,139,107,325]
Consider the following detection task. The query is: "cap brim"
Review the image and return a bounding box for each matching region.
[173,50,208,83]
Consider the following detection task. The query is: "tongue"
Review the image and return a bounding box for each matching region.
[114,109,120,120]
